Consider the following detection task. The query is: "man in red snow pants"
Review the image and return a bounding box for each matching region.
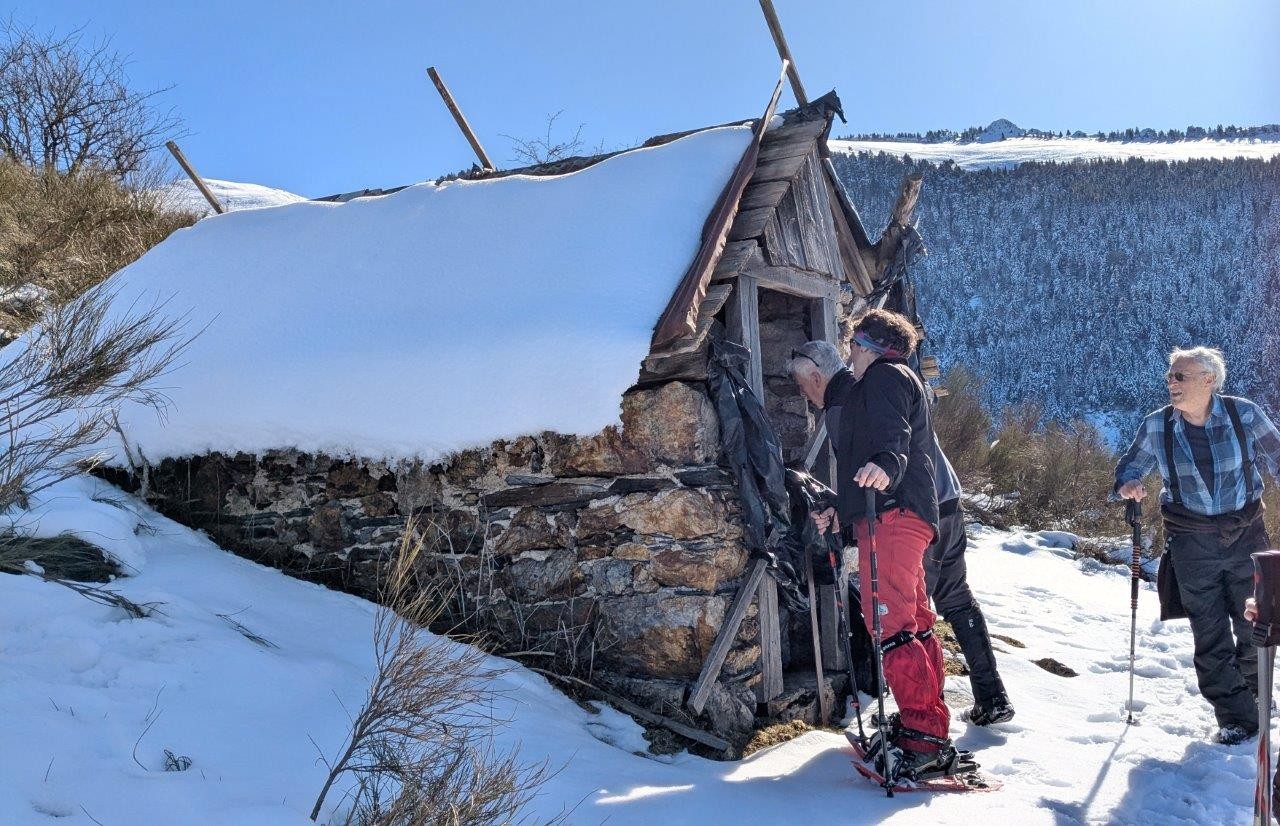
[790,310,953,774]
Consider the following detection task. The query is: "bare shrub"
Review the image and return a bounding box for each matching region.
[310,528,557,825]
[932,365,991,480]
[985,404,1129,534]
[501,112,587,166]
[0,19,182,180]
[0,283,190,511]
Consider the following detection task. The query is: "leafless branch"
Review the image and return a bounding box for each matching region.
[310,527,561,825]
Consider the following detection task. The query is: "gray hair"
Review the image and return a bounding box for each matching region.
[1169,346,1227,391]
[786,340,844,380]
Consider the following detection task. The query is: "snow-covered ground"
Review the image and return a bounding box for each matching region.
[829,135,1280,170]
[155,178,307,216]
[0,477,1264,824]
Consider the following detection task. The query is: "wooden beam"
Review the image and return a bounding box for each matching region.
[757,575,784,702]
[889,172,925,227]
[725,275,763,398]
[533,668,732,753]
[818,583,846,671]
[651,59,788,351]
[719,265,840,302]
[758,0,808,105]
[688,559,769,714]
[165,141,224,215]
[740,180,790,212]
[809,296,839,485]
[426,66,495,171]
[805,553,830,722]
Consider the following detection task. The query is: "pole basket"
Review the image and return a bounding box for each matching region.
[1251,550,1280,646]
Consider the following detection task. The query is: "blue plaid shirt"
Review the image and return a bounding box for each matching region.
[1115,395,1280,516]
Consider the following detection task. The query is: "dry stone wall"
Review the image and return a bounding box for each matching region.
[129,379,767,744]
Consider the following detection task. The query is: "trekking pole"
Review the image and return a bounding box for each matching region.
[827,528,867,744]
[865,485,895,797]
[1250,550,1280,826]
[1125,499,1143,725]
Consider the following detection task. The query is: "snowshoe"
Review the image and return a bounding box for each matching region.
[963,696,1016,727]
[844,727,1001,793]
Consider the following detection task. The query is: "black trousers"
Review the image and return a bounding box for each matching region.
[925,503,1008,705]
[1168,516,1270,730]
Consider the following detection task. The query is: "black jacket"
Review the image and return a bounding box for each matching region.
[824,360,939,534]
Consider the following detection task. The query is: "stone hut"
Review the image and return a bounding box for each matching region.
[105,85,933,751]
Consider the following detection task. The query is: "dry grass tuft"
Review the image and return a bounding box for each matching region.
[742,720,813,757]
[0,532,118,581]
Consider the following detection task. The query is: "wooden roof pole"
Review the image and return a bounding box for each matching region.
[426,67,495,171]
[758,0,808,105]
[165,140,225,215]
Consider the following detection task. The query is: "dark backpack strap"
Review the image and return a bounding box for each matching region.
[1163,406,1182,506]
[1223,396,1257,503]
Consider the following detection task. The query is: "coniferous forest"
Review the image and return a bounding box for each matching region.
[833,151,1280,430]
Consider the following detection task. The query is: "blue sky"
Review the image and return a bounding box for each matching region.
[12,0,1280,196]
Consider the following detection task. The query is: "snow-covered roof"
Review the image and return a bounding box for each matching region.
[95,125,754,463]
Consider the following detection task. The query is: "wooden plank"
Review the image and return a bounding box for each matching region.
[644,283,733,360]
[740,180,790,212]
[818,583,846,670]
[763,196,806,270]
[790,155,830,273]
[760,118,827,146]
[165,141,225,214]
[742,265,840,301]
[426,67,495,171]
[812,297,839,485]
[759,0,809,104]
[637,346,709,385]
[828,183,872,295]
[805,553,830,723]
[727,207,774,242]
[757,133,818,163]
[757,575,784,702]
[725,275,763,397]
[712,240,761,278]
[651,59,788,351]
[533,668,732,752]
[798,153,842,277]
[688,559,769,714]
[748,152,807,185]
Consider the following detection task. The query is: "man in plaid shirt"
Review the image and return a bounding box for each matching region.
[1115,346,1280,745]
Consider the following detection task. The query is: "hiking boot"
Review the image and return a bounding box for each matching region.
[897,742,974,781]
[1217,724,1257,745]
[963,696,1016,727]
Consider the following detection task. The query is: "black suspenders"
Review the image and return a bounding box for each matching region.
[1161,397,1256,507]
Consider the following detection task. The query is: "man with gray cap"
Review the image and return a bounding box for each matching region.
[789,339,1013,727]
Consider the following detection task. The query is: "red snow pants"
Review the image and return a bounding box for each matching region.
[855,508,950,752]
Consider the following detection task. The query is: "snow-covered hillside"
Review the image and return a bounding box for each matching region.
[0,477,1264,824]
[831,128,1280,170]
[156,178,307,216]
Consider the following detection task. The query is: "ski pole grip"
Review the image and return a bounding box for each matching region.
[863,486,875,537]
[1252,550,1280,646]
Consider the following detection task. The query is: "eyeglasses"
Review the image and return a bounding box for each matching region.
[1165,370,1208,383]
[790,349,818,365]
